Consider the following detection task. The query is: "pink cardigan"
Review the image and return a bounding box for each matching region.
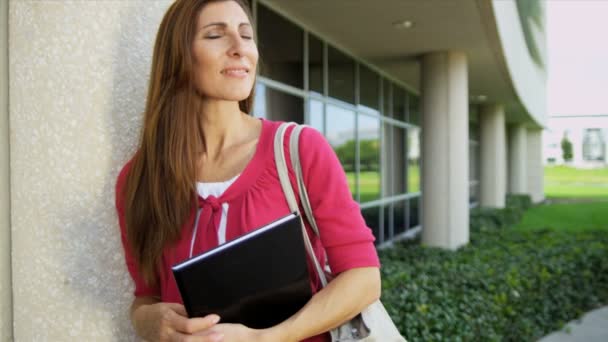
[115,118,380,342]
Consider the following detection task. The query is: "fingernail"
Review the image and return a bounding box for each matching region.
[212,315,221,324]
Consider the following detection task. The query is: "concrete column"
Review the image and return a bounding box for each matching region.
[527,128,545,203]
[508,124,527,194]
[479,104,507,208]
[420,51,469,249]
[0,0,11,340]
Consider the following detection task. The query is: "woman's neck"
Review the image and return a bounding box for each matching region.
[197,99,248,161]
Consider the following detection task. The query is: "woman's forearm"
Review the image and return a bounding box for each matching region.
[266,267,381,342]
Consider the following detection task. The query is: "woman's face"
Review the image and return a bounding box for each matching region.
[192,1,258,103]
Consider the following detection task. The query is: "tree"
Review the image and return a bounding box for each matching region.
[561,134,573,162]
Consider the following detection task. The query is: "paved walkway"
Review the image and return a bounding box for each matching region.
[538,306,608,342]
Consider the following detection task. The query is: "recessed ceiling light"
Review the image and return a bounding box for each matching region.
[393,20,414,29]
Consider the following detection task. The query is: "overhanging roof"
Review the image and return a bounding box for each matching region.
[260,0,544,127]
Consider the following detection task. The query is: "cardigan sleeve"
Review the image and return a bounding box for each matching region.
[115,160,160,297]
[297,127,380,274]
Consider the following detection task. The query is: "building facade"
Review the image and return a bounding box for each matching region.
[0,0,546,340]
[544,115,608,168]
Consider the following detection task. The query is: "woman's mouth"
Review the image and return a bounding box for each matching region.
[221,68,249,78]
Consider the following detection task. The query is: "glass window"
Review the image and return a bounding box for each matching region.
[328,46,355,104]
[470,183,479,203]
[326,105,356,196]
[392,85,406,121]
[392,126,406,195]
[409,94,420,126]
[309,34,324,94]
[393,200,407,236]
[362,207,381,244]
[382,79,391,116]
[359,65,380,111]
[253,84,303,122]
[470,121,480,141]
[409,197,420,228]
[308,100,324,134]
[358,114,381,203]
[383,205,391,242]
[257,4,303,88]
[408,128,421,193]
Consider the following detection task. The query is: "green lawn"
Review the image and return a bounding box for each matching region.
[545,166,608,199]
[346,167,420,203]
[514,201,608,232]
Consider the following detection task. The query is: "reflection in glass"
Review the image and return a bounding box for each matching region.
[362,207,381,245]
[253,83,266,118]
[470,184,479,203]
[409,94,420,126]
[408,128,421,193]
[308,100,324,134]
[383,205,391,242]
[328,46,355,104]
[392,85,405,121]
[359,65,379,111]
[257,4,303,88]
[393,200,407,236]
[326,105,356,196]
[253,84,303,123]
[392,126,406,195]
[358,114,381,203]
[469,143,479,182]
[309,34,324,94]
[383,79,391,116]
[409,197,420,228]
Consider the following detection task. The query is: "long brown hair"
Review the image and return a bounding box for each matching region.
[123,0,255,286]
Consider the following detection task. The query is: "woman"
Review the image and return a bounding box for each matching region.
[115,0,381,341]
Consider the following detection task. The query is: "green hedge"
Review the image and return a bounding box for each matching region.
[380,195,608,341]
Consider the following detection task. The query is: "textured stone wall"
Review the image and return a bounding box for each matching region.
[9,1,172,340]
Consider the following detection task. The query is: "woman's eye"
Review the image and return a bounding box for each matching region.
[205,35,221,39]
[241,35,253,40]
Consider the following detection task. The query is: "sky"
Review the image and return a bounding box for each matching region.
[547,0,608,116]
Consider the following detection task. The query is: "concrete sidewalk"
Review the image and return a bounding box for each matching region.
[537,306,608,342]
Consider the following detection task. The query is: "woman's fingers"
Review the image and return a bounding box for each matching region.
[169,330,224,342]
[170,311,221,334]
[165,303,188,317]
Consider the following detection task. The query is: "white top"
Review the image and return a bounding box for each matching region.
[196,174,239,246]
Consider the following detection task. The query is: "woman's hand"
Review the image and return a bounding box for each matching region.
[204,323,283,342]
[132,301,223,342]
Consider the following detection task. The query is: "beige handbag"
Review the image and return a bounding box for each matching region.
[273,122,407,342]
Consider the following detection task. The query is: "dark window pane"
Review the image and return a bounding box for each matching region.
[383,205,391,242]
[359,65,379,111]
[257,4,303,88]
[358,114,381,203]
[470,120,480,141]
[308,99,324,134]
[409,94,420,126]
[362,207,381,245]
[394,200,407,236]
[470,184,479,203]
[392,126,406,195]
[309,34,323,94]
[326,105,356,196]
[392,85,406,121]
[383,79,391,116]
[408,127,421,193]
[328,46,355,104]
[253,84,303,122]
[409,197,420,228]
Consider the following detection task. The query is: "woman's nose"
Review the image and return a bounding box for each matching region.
[227,34,246,57]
